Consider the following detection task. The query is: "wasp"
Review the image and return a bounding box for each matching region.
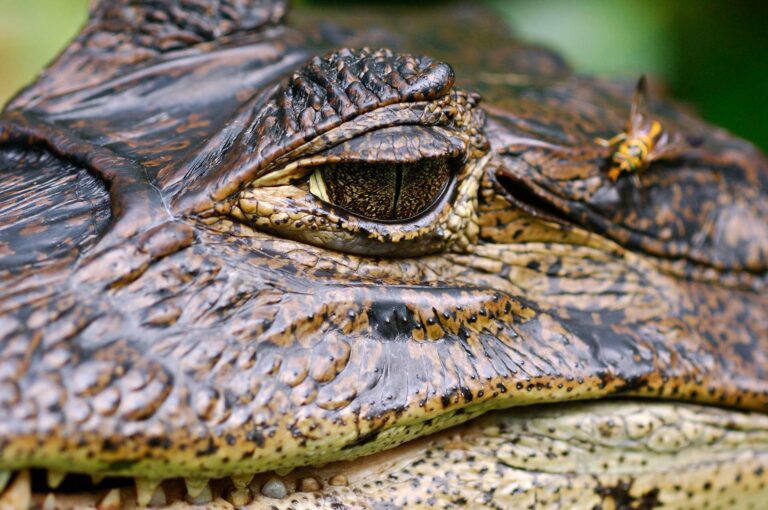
[596,76,687,183]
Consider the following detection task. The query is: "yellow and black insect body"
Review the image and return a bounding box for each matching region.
[597,76,686,183]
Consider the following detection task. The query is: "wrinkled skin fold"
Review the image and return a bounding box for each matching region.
[0,1,766,509]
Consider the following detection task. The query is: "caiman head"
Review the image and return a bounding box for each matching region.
[0,1,767,509]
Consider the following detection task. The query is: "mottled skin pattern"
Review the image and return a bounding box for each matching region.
[0,1,767,509]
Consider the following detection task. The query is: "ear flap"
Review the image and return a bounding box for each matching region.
[7,0,289,111]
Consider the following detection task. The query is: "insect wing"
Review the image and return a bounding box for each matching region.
[629,75,651,133]
[648,134,690,163]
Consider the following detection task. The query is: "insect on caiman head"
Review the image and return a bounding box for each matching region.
[0,1,767,509]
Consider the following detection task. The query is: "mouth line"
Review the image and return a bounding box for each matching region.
[3,398,768,509]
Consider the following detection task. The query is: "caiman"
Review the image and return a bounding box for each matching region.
[0,1,767,509]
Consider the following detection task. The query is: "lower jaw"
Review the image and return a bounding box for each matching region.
[2,400,768,510]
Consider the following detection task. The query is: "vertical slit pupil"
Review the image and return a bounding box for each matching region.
[392,166,404,220]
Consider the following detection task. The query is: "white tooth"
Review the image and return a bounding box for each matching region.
[298,477,321,492]
[329,474,349,486]
[183,477,210,499]
[134,478,162,507]
[0,470,30,510]
[0,471,11,493]
[186,484,212,505]
[230,473,253,490]
[47,469,66,489]
[261,477,288,499]
[42,493,57,510]
[97,488,122,510]
[148,486,166,507]
[226,487,252,506]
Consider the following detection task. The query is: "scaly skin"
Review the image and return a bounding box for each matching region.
[0,2,766,509]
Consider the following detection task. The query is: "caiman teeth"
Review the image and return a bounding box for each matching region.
[186,484,212,505]
[134,478,162,507]
[230,473,253,489]
[299,477,322,492]
[329,473,349,486]
[0,471,10,493]
[42,493,56,510]
[226,486,253,506]
[0,468,339,508]
[0,470,30,510]
[260,477,288,499]
[46,469,66,489]
[182,477,209,499]
[98,488,121,510]
[147,486,166,507]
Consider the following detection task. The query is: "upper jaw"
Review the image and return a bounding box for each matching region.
[1,205,766,479]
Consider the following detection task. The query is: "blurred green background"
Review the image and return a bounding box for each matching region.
[1,0,766,151]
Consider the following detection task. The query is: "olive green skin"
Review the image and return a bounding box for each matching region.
[0,1,767,509]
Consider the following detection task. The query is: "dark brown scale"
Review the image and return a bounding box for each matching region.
[0,145,111,276]
[0,1,766,509]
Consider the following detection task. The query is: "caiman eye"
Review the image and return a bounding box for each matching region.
[197,48,491,257]
[308,157,457,222]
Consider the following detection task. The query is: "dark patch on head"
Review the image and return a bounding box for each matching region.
[368,301,419,340]
[247,428,266,447]
[146,437,172,449]
[343,429,382,450]
[289,424,304,439]
[595,479,661,510]
[195,438,218,457]
[614,376,648,394]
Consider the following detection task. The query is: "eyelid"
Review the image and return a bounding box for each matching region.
[249,125,468,188]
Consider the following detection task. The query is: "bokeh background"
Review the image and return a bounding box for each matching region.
[1,0,766,151]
